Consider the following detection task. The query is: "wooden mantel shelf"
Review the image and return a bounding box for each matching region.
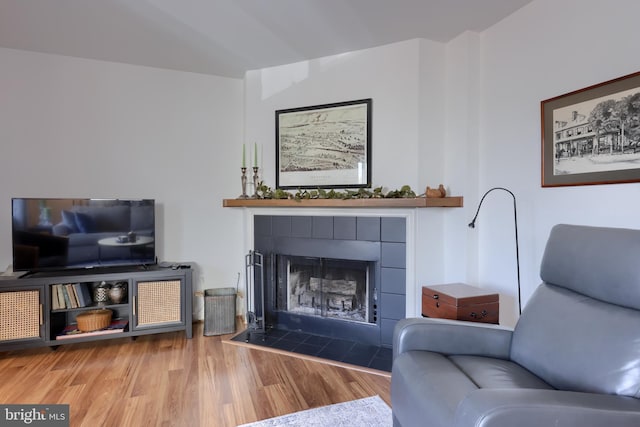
[222,196,463,208]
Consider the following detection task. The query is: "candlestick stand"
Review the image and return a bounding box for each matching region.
[238,167,249,199]
[251,167,260,199]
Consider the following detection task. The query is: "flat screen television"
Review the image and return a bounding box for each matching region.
[12,198,156,272]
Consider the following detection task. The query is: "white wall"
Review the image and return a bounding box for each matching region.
[462,0,640,325]
[245,40,429,190]
[244,40,455,316]
[0,47,244,320]
[442,32,481,289]
[6,0,640,326]
[244,0,640,328]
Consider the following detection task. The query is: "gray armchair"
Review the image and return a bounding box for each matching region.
[392,224,640,427]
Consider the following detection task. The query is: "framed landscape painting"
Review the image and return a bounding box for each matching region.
[275,99,372,189]
[541,71,640,187]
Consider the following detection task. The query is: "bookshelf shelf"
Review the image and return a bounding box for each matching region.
[54,318,130,340]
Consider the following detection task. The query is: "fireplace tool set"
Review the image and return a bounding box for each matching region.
[244,250,267,341]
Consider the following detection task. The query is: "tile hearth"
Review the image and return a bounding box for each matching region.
[231,328,392,373]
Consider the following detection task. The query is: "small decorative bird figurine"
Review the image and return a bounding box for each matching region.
[425,184,446,198]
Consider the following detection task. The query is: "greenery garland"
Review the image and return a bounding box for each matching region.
[255,182,417,200]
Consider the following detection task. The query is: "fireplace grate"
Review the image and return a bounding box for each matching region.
[279,256,373,324]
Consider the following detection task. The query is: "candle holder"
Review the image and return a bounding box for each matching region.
[251,167,260,199]
[238,167,249,199]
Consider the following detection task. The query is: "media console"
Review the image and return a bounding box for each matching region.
[0,265,192,352]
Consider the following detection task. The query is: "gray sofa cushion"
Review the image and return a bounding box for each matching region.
[510,224,640,399]
[74,211,97,233]
[454,389,640,427]
[392,352,553,427]
[393,351,479,427]
[511,283,640,398]
[449,355,553,389]
[540,224,640,311]
[72,205,131,232]
[67,231,120,246]
[61,210,79,233]
[131,205,154,231]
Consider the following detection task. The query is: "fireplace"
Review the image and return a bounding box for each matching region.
[253,215,407,347]
[277,256,374,324]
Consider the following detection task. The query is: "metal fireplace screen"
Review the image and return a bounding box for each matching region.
[276,256,372,324]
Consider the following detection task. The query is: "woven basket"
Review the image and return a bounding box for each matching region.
[76,309,112,332]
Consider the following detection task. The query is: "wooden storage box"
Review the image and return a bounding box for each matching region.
[422,283,499,324]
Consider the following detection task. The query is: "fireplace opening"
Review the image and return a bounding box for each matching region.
[276,255,374,324]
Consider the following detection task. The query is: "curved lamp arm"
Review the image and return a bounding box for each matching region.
[468,187,521,315]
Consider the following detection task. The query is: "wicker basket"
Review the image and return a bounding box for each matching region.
[76,309,112,332]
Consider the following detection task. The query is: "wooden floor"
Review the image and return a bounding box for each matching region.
[0,323,391,426]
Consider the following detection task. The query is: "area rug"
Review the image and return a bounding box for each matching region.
[237,395,391,427]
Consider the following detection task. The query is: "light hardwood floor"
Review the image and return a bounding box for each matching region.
[0,323,391,426]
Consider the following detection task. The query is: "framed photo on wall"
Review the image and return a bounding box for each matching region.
[275,98,372,189]
[541,71,640,187]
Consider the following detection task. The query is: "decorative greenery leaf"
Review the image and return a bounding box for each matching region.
[251,183,418,201]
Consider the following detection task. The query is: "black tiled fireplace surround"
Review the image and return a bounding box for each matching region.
[239,215,406,370]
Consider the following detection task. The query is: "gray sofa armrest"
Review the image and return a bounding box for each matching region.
[455,389,640,427]
[393,317,513,360]
[52,223,71,236]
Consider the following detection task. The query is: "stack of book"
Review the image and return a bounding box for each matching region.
[55,319,129,340]
[51,283,93,310]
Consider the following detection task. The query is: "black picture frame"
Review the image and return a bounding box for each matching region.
[275,98,372,189]
[541,71,640,187]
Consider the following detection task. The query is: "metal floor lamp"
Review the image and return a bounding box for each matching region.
[468,187,522,315]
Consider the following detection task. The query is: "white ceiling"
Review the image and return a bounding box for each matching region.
[0,0,533,78]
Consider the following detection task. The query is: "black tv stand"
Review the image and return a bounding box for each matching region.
[20,263,167,279]
[14,270,35,279]
[0,264,192,352]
